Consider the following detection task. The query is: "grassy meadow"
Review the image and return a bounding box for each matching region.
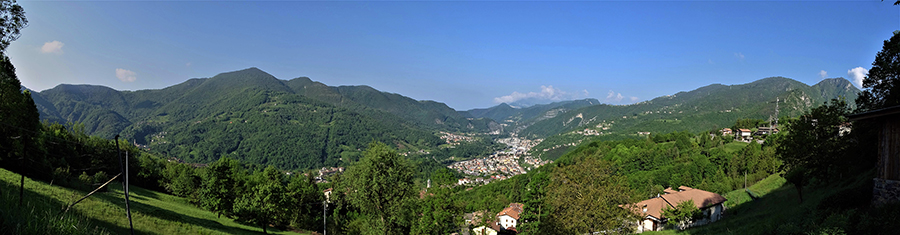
[0,168,310,235]
[644,169,883,235]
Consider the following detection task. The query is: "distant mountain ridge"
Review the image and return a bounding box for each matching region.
[520,76,860,138]
[460,98,600,134]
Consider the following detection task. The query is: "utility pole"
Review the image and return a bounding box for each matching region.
[115,135,135,235]
[323,200,327,235]
[774,97,780,128]
[19,136,26,208]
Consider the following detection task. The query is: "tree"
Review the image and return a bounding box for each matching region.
[857,31,900,112]
[662,199,701,230]
[783,166,808,203]
[286,171,322,231]
[412,167,460,234]
[161,162,201,202]
[0,0,34,164]
[777,99,851,183]
[546,157,637,234]
[199,157,245,218]
[233,166,290,233]
[518,170,549,234]
[413,183,458,235]
[339,142,417,235]
[0,0,26,53]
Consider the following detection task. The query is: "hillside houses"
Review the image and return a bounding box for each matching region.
[632,186,727,233]
[755,126,779,135]
[736,128,752,140]
[472,203,524,235]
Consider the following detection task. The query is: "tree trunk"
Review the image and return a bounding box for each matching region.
[795,184,803,203]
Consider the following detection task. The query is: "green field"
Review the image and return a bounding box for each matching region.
[0,168,309,235]
[722,142,748,153]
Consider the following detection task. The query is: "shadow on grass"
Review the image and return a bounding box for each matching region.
[90,184,285,235]
[671,170,883,235]
[0,177,122,235]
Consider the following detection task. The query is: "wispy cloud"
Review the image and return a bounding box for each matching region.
[847,67,868,88]
[606,90,638,104]
[819,70,828,79]
[116,68,137,82]
[493,85,588,104]
[734,52,745,61]
[41,41,64,54]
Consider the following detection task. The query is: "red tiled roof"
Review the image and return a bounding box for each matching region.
[632,186,726,220]
[497,203,524,220]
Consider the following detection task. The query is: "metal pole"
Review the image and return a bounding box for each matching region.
[323,200,327,235]
[19,137,25,208]
[115,135,135,235]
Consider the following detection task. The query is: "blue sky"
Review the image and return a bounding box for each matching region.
[8,1,899,110]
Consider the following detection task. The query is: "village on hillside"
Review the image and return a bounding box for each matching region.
[449,137,550,186]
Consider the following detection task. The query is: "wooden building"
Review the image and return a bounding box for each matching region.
[849,105,900,206]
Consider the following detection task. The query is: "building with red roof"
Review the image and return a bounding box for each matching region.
[632,186,727,232]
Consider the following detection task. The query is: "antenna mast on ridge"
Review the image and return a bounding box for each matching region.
[774,97,779,128]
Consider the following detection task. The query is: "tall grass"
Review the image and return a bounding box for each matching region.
[0,180,110,235]
[0,168,308,235]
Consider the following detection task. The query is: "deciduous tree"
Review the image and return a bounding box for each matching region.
[777,99,851,183]
[858,31,900,112]
[546,157,637,234]
[662,199,701,230]
[233,166,290,234]
[339,142,417,235]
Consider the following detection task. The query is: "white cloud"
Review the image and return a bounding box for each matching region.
[116,68,137,82]
[630,96,639,102]
[493,85,587,104]
[734,52,745,61]
[847,67,868,88]
[819,70,828,79]
[606,90,624,102]
[40,41,64,54]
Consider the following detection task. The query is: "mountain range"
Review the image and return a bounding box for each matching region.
[29,68,499,169]
[26,68,860,169]
[521,76,859,139]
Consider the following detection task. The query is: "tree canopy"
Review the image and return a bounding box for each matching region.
[337,142,417,235]
[858,30,900,111]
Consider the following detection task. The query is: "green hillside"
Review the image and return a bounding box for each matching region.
[520,77,860,138]
[31,68,493,170]
[0,168,306,235]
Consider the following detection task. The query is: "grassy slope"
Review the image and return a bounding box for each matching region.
[0,168,308,235]
[644,169,874,235]
[722,142,748,153]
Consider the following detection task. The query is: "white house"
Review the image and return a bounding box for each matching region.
[632,186,727,233]
[496,203,524,231]
[737,129,752,140]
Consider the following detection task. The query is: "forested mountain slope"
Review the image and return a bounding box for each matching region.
[520,77,860,138]
[29,68,493,170]
[460,98,600,134]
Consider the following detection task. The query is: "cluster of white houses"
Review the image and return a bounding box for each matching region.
[721,127,779,141]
